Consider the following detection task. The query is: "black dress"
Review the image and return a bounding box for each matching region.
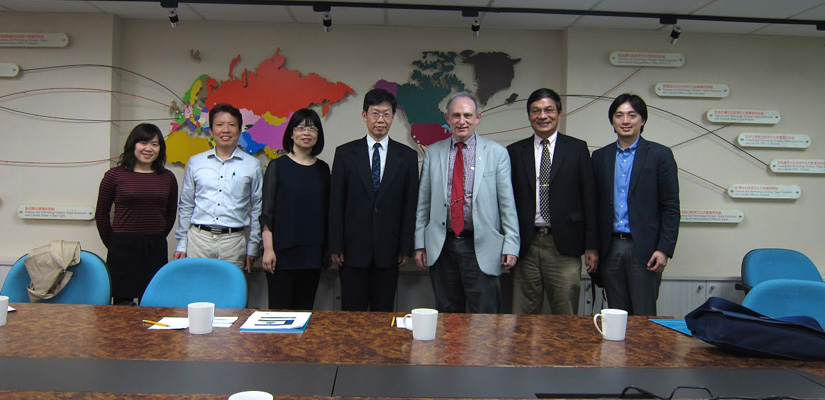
[260,155,330,309]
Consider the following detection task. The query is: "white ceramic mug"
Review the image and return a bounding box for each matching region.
[188,302,215,334]
[593,308,628,341]
[228,391,274,400]
[402,308,438,341]
[0,295,8,326]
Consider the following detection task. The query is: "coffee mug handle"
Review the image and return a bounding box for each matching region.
[593,314,604,336]
[403,314,413,331]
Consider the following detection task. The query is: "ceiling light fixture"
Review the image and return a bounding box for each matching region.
[462,10,480,37]
[323,12,332,32]
[160,0,179,28]
[660,17,680,45]
[669,25,681,44]
[168,9,179,28]
[313,5,332,33]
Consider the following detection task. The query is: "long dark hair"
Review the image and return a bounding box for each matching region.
[118,123,167,173]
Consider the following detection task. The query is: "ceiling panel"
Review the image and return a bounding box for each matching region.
[751,24,825,37]
[572,16,663,31]
[0,0,99,13]
[91,1,179,20]
[289,5,385,26]
[481,12,579,31]
[693,0,825,18]
[791,3,825,19]
[0,0,823,37]
[677,19,770,34]
[593,0,714,14]
[388,0,489,6]
[189,4,293,23]
[491,0,601,9]
[387,9,468,28]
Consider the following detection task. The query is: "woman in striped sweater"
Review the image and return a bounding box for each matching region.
[95,123,178,304]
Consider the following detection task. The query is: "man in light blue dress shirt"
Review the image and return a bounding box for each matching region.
[174,104,263,272]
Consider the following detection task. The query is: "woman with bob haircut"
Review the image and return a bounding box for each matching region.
[260,108,330,310]
[95,123,178,304]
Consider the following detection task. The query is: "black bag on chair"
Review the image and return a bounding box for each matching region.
[685,297,825,361]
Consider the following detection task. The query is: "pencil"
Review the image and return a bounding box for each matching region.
[143,319,169,327]
[391,316,396,327]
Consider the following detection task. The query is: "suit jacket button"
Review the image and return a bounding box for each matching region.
[374,207,379,213]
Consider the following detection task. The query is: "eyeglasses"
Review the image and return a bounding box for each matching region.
[294,126,318,133]
[530,107,558,116]
[368,111,394,120]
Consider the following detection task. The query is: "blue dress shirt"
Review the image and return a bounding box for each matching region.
[613,138,639,233]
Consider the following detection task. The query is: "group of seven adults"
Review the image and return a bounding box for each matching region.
[95,88,679,316]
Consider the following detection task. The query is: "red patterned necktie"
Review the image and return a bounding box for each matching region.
[450,142,465,234]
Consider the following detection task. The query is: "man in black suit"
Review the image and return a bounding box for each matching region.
[591,93,680,316]
[507,88,598,315]
[328,88,419,311]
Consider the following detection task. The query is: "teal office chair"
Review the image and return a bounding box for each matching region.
[140,258,247,308]
[0,250,111,305]
[742,279,825,326]
[736,248,823,293]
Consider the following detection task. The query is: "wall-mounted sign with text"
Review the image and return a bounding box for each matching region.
[681,209,743,224]
[655,83,729,98]
[707,109,780,125]
[17,205,94,220]
[0,33,68,47]
[609,52,684,67]
[770,159,825,174]
[727,184,800,199]
[738,133,810,148]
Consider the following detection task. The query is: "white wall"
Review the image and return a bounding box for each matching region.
[0,13,118,259]
[565,28,825,278]
[1,15,561,260]
[2,13,823,281]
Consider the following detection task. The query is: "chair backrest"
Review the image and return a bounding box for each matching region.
[0,250,111,305]
[741,248,823,289]
[140,258,247,308]
[742,279,825,326]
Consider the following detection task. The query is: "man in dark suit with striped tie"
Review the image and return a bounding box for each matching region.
[507,88,598,315]
[328,88,419,311]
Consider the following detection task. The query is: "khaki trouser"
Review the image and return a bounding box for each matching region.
[512,232,581,315]
[186,227,246,269]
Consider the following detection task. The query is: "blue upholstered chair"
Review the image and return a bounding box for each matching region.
[742,279,825,326]
[140,258,247,308]
[736,248,823,293]
[0,250,111,305]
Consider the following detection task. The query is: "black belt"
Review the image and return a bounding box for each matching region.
[613,232,632,239]
[448,230,473,239]
[195,224,245,234]
[534,226,551,235]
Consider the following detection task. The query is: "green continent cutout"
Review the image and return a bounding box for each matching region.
[398,51,466,124]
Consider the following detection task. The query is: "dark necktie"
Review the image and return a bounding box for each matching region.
[372,143,381,191]
[450,142,465,234]
[539,139,552,222]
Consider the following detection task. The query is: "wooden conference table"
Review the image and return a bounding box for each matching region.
[0,303,824,399]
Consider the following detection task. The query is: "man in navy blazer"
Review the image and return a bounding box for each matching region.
[328,89,419,311]
[591,93,680,316]
[414,92,519,313]
[507,89,598,315]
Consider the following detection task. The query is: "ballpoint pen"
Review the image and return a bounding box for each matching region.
[143,319,169,327]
